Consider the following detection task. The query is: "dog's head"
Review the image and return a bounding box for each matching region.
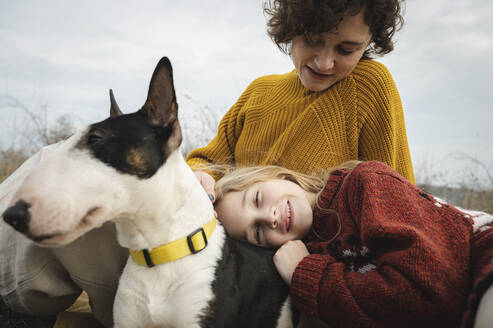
[2,57,183,246]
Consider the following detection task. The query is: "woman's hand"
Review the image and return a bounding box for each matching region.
[273,240,309,285]
[194,171,216,202]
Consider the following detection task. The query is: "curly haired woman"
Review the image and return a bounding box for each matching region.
[189,0,415,199]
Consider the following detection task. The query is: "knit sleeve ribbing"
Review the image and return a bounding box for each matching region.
[290,254,337,317]
[353,60,415,184]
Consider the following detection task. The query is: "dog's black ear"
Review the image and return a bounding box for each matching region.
[141,57,178,126]
[109,89,123,117]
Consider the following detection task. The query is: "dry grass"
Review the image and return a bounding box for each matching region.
[0,148,29,184]
[416,153,493,213]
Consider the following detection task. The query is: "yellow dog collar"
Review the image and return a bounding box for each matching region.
[129,217,217,267]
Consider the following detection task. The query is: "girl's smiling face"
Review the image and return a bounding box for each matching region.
[290,10,372,92]
[215,178,316,248]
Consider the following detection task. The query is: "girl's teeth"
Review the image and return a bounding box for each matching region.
[287,204,291,230]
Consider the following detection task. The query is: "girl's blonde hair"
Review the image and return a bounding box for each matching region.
[213,160,361,205]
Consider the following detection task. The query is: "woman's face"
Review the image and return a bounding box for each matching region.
[290,10,372,92]
[215,178,316,248]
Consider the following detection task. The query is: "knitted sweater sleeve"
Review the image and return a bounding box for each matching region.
[290,162,471,327]
[353,61,415,184]
[185,78,260,172]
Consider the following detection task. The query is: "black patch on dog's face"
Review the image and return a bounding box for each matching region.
[76,56,182,179]
[77,111,176,179]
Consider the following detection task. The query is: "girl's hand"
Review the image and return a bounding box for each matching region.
[273,240,309,285]
[194,171,216,202]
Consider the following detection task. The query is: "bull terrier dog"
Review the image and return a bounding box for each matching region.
[2,57,300,327]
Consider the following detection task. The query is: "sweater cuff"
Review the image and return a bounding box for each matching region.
[291,254,334,317]
[185,158,209,170]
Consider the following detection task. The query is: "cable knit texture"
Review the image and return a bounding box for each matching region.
[291,161,493,328]
[186,60,415,183]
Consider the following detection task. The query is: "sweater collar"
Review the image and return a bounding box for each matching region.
[307,169,349,243]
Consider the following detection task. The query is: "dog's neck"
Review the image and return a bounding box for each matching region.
[114,150,214,251]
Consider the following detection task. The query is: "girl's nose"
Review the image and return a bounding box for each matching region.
[263,207,278,229]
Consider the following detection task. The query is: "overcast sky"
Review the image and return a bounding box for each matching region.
[0,0,492,186]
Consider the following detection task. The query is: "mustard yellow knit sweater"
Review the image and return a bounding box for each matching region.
[186,59,415,183]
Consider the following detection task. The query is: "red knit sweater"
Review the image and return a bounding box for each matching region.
[290,161,493,328]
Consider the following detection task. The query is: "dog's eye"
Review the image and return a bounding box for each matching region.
[87,130,105,146]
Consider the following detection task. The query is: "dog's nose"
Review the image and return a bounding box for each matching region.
[3,200,31,233]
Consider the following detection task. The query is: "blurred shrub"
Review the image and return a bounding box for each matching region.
[417,153,493,213]
[0,95,76,183]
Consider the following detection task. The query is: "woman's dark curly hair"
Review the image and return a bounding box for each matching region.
[264,0,404,58]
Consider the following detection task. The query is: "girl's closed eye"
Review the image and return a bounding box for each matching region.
[255,190,260,207]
